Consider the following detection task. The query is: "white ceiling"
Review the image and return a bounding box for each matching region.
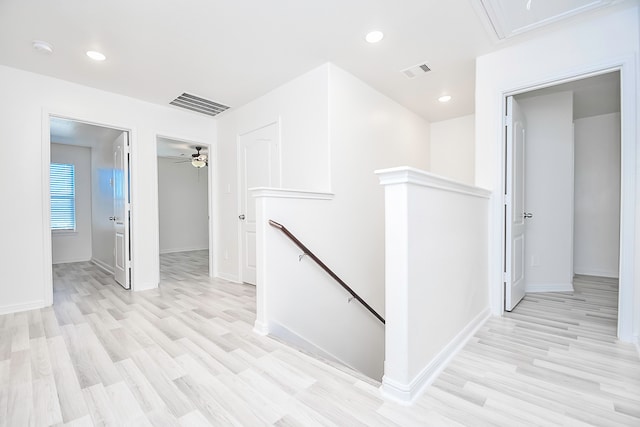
[0,0,632,123]
[516,71,620,120]
[50,117,123,147]
[157,137,209,159]
[475,0,619,39]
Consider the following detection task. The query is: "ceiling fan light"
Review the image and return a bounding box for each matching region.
[192,158,206,168]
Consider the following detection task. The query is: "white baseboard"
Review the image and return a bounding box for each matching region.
[268,320,350,368]
[90,258,114,275]
[253,320,269,336]
[381,307,491,405]
[52,257,92,265]
[216,272,241,283]
[525,282,574,293]
[0,299,47,315]
[159,246,208,254]
[574,268,619,279]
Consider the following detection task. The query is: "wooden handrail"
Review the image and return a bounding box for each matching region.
[268,220,385,324]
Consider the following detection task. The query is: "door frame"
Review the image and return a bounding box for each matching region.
[154,134,216,279]
[498,64,634,341]
[41,110,135,304]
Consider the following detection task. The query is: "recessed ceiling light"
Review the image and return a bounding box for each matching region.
[438,95,452,103]
[86,50,106,61]
[365,30,384,44]
[32,40,53,54]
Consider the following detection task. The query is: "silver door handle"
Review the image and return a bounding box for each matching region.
[109,216,116,221]
[239,214,246,220]
[523,212,533,219]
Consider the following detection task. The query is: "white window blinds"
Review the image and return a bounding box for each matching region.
[50,163,76,231]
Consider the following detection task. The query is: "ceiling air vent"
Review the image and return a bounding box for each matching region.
[170,93,230,117]
[401,62,432,79]
[402,63,431,79]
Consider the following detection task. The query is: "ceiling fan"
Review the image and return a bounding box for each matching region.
[176,146,208,168]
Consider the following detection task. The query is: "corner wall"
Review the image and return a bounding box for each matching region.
[430,114,475,185]
[228,63,430,378]
[215,64,331,282]
[0,65,215,314]
[157,158,209,254]
[574,112,621,278]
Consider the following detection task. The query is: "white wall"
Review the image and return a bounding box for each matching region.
[0,64,215,314]
[215,64,331,282]
[158,157,209,253]
[328,64,430,313]
[574,112,621,278]
[430,114,475,185]
[50,143,92,264]
[249,63,430,379]
[474,5,639,342]
[517,92,574,292]
[377,168,490,403]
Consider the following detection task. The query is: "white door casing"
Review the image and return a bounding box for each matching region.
[113,133,131,289]
[505,96,526,311]
[238,122,280,285]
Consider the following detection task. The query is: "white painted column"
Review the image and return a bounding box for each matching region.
[376,167,491,404]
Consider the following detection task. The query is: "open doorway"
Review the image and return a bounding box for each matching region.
[49,117,132,290]
[156,136,211,281]
[503,71,621,325]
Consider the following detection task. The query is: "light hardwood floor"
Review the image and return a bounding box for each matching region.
[1,254,638,426]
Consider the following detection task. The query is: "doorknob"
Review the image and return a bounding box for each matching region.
[109,216,116,221]
[239,214,246,220]
[523,212,533,219]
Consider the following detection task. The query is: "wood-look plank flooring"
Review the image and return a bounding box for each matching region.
[1,254,638,426]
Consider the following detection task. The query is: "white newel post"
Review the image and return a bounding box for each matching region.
[376,167,492,404]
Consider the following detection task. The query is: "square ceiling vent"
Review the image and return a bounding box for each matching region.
[474,0,616,40]
[170,93,230,117]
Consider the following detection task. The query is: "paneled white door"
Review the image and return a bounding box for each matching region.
[113,133,131,289]
[505,96,527,311]
[238,122,279,285]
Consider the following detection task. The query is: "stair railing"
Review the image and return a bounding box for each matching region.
[268,220,385,324]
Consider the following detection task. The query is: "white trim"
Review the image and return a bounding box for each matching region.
[0,300,46,316]
[52,257,92,265]
[381,308,491,405]
[42,109,138,294]
[573,268,619,279]
[253,321,269,336]
[375,167,492,199]
[91,258,114,275]
[250,187,334,200]
[493,57,636,343]
[154,132,217,280]
[268,320,352,369]
[216,272,242,284]
[41,110,53,307]
[525,283,574,293]
[159,247,209,255]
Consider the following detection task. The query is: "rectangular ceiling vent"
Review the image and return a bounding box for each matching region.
[401,62,431,79]
[170,93,230,117]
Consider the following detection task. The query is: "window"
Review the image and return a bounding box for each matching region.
[50,163,76,231]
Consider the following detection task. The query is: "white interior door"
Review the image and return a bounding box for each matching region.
[113,133,131,289]
[505,96,527,311]
[239,123,279,285]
